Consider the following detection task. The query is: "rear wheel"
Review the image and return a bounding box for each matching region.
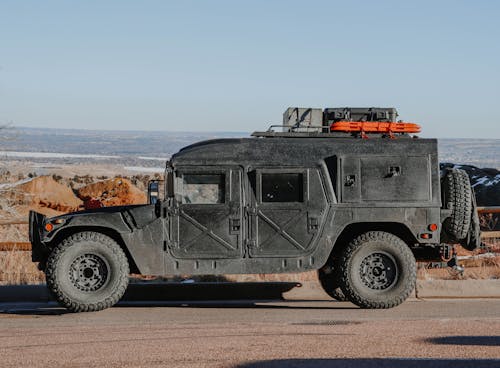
[339,231,416,309]
[45,232,129,312]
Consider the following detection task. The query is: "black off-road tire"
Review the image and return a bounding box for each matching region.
[339,231,416,309]
[442,168,473,242]
[45,232,129,312]
[460,189,482,251]
[318,264,348,302]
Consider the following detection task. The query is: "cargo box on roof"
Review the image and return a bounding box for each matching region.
[324,107,398,123]
[282,107,323,132]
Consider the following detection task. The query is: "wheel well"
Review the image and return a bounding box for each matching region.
[48,226,140,274]
[330,222,418,258]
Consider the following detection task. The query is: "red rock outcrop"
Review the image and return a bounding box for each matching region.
[17,176,83,214]
[77,178,146,206]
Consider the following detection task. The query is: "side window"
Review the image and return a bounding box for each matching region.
[324,156,337,191]
[261,173,304,203]
[182,174,225,204]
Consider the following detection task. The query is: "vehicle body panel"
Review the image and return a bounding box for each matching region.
[30,136,442,275]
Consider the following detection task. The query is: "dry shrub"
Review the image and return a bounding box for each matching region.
[417,255,500,281]
[0,224,29,243]
[0,249,45,285]
[416,236,500,281]
[463,265,500,280]
[483,237,500,253]
[480,213,499,231]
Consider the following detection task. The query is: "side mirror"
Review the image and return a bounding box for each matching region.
[166,169,174,198]
[148,180,160,204]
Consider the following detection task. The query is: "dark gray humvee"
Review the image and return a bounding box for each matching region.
[29,107,480,312]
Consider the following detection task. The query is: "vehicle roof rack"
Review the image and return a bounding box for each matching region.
[251,130,415,139]
[257,107,421,139]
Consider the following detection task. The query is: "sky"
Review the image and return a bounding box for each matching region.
[0,0,499,138]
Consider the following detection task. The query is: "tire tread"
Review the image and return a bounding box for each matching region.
[339,231,416,309]
[443,169,473,241]
[45,232,129,312]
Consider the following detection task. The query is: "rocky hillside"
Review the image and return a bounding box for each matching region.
[0,176,146,219]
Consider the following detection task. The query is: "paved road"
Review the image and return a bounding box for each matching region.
[0,299,499,367]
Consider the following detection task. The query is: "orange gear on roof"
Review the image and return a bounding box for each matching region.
[330,121,421,134]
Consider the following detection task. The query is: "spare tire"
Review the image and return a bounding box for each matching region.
[460,188,482,251]
[442,168,473,242]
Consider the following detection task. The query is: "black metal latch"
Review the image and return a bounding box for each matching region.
[230,218,241,234]
[245,205,257,215]
[386,166,401,177]
[308,217,319,233]
[345,175,356,186]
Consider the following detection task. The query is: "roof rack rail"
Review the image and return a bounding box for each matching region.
[251,131,415,139]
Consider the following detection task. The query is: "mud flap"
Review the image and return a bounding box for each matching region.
[29,210,48,262]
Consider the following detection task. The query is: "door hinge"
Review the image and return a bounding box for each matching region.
[245,206,257,215]
[168,207,179,215]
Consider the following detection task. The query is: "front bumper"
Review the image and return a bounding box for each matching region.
[29,210,49,263]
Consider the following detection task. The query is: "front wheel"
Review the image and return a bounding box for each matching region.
[339,231,416,309]
[45,232,129,312]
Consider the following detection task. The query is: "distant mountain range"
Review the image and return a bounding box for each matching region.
[0,127,245,157]
[1,127,498,168]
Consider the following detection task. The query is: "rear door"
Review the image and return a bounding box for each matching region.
[170,166,243,259]
[247,168,327,257]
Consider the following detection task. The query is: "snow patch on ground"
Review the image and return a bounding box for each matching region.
[124,166,164,173]
[0,151,120,159]
[471,174,500,188]
[138,156,169,161]
[0,177,33,190]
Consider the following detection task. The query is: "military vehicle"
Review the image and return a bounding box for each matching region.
[29,107,480,312]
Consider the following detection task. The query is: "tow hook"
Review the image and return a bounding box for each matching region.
[441,245,464,275]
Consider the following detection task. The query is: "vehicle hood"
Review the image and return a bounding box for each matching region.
[50,204,147,221]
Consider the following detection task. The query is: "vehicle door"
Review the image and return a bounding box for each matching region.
[247,168,327,257]
[170,166,243,259]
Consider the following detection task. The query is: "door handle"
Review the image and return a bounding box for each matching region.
[386,166,401,177]
[230,218,241,234]
[308,217,319,233]
[345,175,356,187]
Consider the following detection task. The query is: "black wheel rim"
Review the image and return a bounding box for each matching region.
[359,252,398,290]
[69,253,109,292]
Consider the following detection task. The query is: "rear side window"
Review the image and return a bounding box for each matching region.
[183,174,225,204]
[262,173,304,203]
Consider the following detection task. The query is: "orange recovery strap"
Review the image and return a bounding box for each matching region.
[330,121,421,134]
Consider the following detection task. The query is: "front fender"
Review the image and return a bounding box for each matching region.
[42,211,132,243]
[36,205,164,275]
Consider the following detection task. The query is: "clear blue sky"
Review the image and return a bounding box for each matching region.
[0,0,499,138]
